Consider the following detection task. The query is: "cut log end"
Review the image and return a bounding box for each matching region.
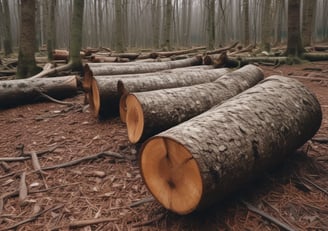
[126,95,144,143]
[119,94,128,123]
[140,137,202,215]
[90,78,101,117]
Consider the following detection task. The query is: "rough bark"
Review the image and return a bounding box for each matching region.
[0,76,78,108]
[126,64,264,144]
[140,76,322,215]
[84,56,202,77]
[2,0,13,56]
[17,0,42,79]
[285,0,304,56]
[118,68,230,122]
[69,0,85,71]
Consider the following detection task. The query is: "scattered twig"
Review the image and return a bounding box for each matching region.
[0,190,19,214]
[18,172,28,204]
[30,152,48,189]
[130,197,155,208]
[0,145,58,162]
[0,204,64,231]
[241,200,295,231]
[0,161,11,172]
[42,151,124,171]
[50,217,120,230]
[37,90,75,106]
[132,213,165,228]
[302,177,328,196]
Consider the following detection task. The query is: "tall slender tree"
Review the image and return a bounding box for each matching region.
[69,0,84,71]
[243,0,250,46]
[3,0,13,55]
[285,0,304,56]
[163,0,172,50]
[17,0,42,78]
[47,0,56,60]
[261,0,272,52]
[115,0,124,52]
[302,0,316,46]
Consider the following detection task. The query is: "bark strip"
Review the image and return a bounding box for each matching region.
[140,76,322,215]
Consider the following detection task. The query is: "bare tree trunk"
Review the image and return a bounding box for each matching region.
[285,0,304,56]
[140,76,322,215]
[243,0,250,46]
[47,0,56,60]
[69,0,85,71]
[163,0,172,50]
[17,0,42,79]
[261,0,272,52]
[115,0,124,52]
[151,0,160,49]
[126,65,264,143]
[206,0,215,50]
[302,0,316,46]
[2,0,13,55]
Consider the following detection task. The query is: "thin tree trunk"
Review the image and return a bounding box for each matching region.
[47,0,56,60]
[302,0,316,46]
[163,0,172,50]
[126,65,264,143]
[243,0,249,46]
[115,0,124,52]
[261,0,272,52]
[140,76,322,215]
[2,0,13,55]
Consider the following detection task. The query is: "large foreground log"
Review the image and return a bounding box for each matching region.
[126,64,264,143]
[140,76,322,215]
[0,76,78,108]
[118,68,230,122]
[90,68,228,118]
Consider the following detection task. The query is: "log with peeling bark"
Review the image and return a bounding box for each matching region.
[139,75,322,215]
[126,64,264,143]
[0,75,78,108]
[118,68,230,122]
[89,68,228,118]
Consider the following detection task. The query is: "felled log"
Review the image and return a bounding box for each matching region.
[90,55,118,63]
[89,68,229,118]
[0,75,78,108]
[151,46,206,58]
[139,75,322,215]
[110,52,140,60]
[118,68,229,122]
[52,49,85,61]
[206,42,239,55]
[302,52,328,61]
[84,56,202,76]
[314,45,328,52]
[126,64,264,143]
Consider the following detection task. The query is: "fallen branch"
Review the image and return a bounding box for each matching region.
[0,204,64,231]
[130,197,155,208]
[132,213,165,228]
[302,177,328,196]
[42,151,124,171]
[0,145,58,162]
[50,217,119,230]
[29,63,72,79]
[0,190,19,214]
[206,42,239,55]
[18,172,28,204]
[241,200,295,231]
[37,90,76,106]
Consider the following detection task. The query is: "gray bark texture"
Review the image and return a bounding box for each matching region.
[84,56,202,76]
[117,68,230,96]
[90,68,228,118]
[127,64,264,143]
[0,76,78,108]
[142,75,322,214]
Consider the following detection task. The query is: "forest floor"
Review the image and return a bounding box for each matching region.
[0,61,327,231]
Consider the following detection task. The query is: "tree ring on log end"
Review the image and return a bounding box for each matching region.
[90,78,101,117]
[126,94,144,143]
[140,137,202,215]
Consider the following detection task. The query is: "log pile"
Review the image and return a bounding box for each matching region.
[139,76,322,214]
[125,64,264,143]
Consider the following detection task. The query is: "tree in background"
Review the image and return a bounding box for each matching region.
[243,0,250,46]
[17,0,42,78]
[302,0,316,46]
[162,0,172,50]
[285,0,304,57]
[47,0,56,60]
[261,0,272,52]
[206,0,215,50]
[2,0,13,56]
[69,0,84,71]
[115,0,124,52]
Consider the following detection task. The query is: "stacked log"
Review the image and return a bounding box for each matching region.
[118,68,230,122]
[125,64,264,143]
[89,68,229,118]
[139,76,322,215]
[0,76,78,108]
